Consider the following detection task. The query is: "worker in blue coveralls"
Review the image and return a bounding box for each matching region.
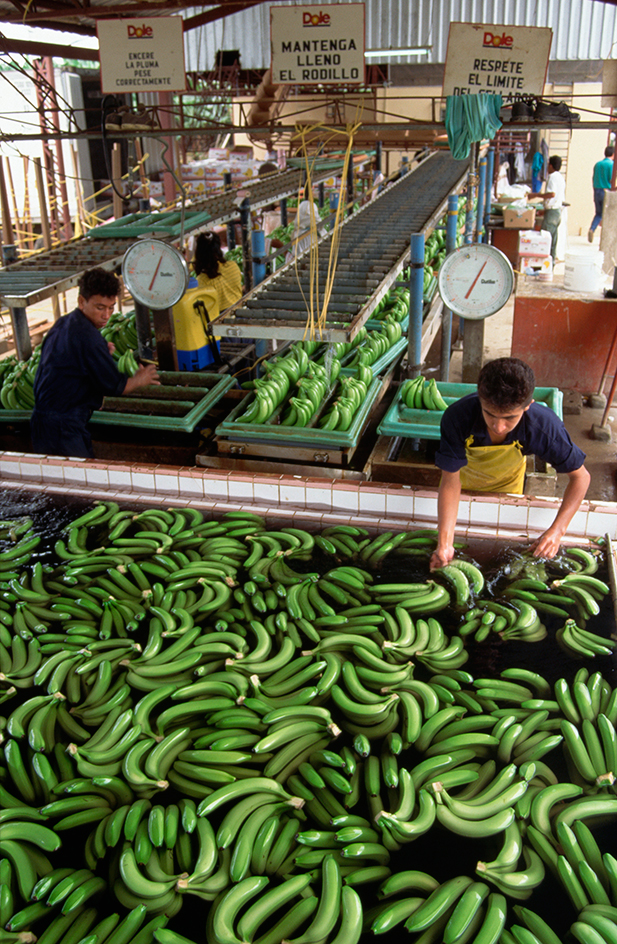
[430,358,590,568]
[588,145,614,242]
[31,267,159,459]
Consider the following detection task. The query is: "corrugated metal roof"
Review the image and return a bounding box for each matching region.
[184,0,617,72]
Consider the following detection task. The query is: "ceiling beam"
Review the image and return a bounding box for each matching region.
[183,0,267,32]
[0,33,99,56]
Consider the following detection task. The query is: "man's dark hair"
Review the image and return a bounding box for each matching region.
[78,267,120,301]
[605,146,615,159]
[477,357,535,410]
[193,231,226,280]
[549,155,562,172]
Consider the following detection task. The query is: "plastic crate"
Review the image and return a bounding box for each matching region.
[377,383,563,440]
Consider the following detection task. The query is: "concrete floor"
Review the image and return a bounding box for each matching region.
[449,234,617,504]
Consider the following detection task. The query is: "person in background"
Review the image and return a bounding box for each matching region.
[291,190,321,259]
[588,145,614,242]
[430,358,590,569]
[526,154,565,261]
[31,267,159,459]
[193,231,243,313]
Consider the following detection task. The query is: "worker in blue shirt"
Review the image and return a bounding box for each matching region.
[588,145,614,242]
[31,267,159,459]
[430,358,590,568]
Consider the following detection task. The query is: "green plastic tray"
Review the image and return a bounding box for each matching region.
[0,372,234,434]
[377,383,563,440]
[216,376,383,448]
[87,209,212,239]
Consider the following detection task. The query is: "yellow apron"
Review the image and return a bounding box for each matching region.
[459,438,526,494]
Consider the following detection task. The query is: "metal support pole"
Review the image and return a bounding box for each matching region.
[484,148,495,233]
[240,197,252,292]
[375,141,382,174]
[408,233,425,378]
[347,159,354,215]
[251,229,266,287]
[9,306,32,361]
[280,197,288,227]
[133,301,154,361]
[464,142,479,244]
[477,157,487,243]
[440,194,459,381]
[224,172,235,249]
[318,182,325,209]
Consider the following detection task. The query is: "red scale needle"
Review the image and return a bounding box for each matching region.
[464,259,488,299]
[149,255,163,292]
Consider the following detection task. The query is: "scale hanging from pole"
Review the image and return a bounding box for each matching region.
[122,236,189,310]
[438,243,515,319]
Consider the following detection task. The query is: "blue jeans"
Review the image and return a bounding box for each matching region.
[591,188,606,232]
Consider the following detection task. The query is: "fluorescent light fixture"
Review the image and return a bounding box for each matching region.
[364,47,431,58]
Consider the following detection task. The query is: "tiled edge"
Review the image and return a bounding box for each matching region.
[0,450,616,540]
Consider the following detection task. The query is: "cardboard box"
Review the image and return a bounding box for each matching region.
[504,206,536,229]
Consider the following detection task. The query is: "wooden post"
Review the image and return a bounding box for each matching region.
[112,143,123,220]
[34,158,60,321]
[0,158,15,246]
[5,159,22,251]
[134,140,150,201]
[70,146,86,235]
[33,159,52,249]
[22,157,34,251]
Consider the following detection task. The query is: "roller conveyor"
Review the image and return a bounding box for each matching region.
[0,168,332,308]
[215,151,469,342]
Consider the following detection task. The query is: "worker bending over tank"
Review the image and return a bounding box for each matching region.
[430,357,590,569]
[31,267,159,460]
[193,231,242,313]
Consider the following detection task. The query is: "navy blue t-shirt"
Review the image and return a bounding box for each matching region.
[34,308,127,414]
[435,393,586,474]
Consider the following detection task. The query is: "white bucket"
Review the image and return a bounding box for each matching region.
[563,249,604,293]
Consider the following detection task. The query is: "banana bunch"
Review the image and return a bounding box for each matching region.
[400,374,449,411]
[370,286,410,323]
[0,349,40,411]
[318,328,367,363]
[280,363,331,428]
[570,904,617,944]
[344,319,402,369]
[115,349,140,377]
[370,873,508,942]
[101,310,138,356]
[319,372,371,432]
[238,343,311,425]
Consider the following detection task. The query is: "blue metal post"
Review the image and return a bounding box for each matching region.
[251,229,266,287]
[408,233,425,378]
[477,157,487,243]
[440,194,459,381]
[484,148,495,233]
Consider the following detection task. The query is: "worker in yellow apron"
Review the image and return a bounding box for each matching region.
[431,358,590,568]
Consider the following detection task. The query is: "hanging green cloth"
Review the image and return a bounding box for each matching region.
[445,94,503,160]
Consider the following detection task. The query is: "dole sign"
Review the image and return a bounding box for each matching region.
[271,3,365,85]
[98,16,186,94]
[442,22,552,100]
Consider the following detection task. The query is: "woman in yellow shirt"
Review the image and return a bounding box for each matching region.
[193,231,243,313]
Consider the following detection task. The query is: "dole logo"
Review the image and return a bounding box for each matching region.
[483,30,513,47]
[128,24,153,38]
[303,10,331,25]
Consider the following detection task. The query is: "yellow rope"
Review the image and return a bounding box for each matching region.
[290,102,364,341]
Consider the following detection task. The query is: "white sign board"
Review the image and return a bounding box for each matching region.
[97,17,186,94]
[271,3,365,85]
[442,22,552,100]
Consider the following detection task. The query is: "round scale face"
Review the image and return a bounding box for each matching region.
[437,244,514,320]
[122,239,189,309]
